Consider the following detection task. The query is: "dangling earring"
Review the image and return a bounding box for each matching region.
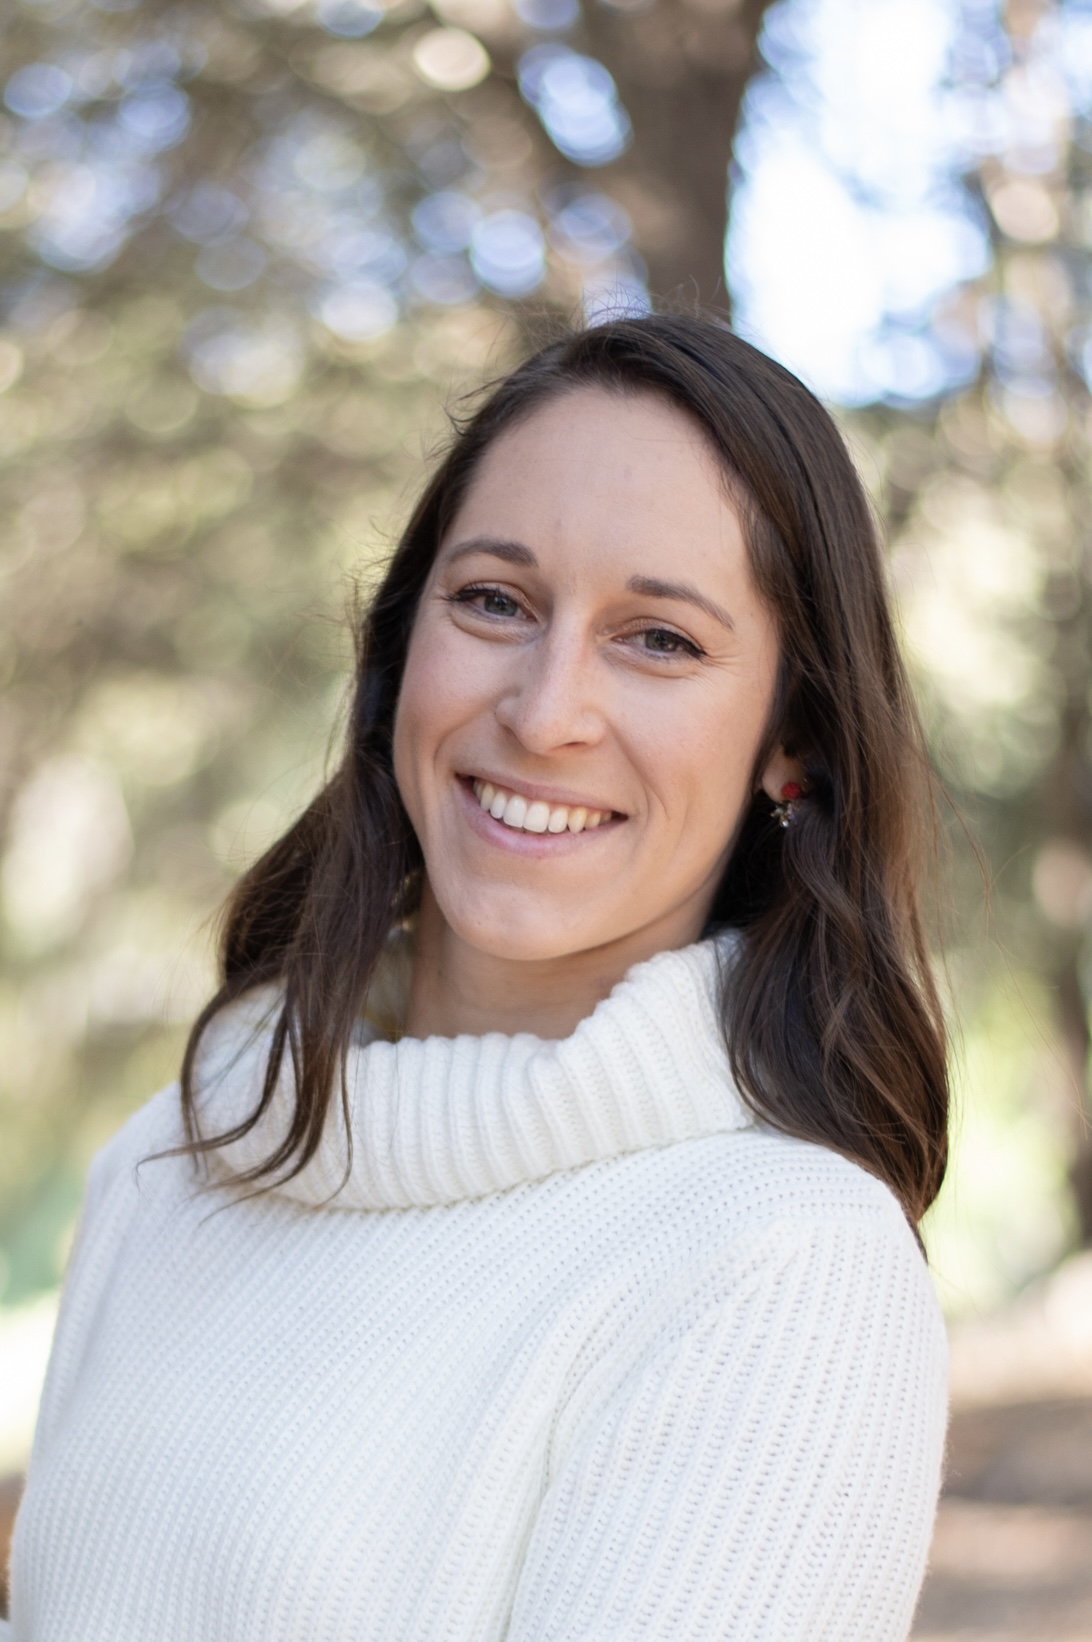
[772,782,803,828]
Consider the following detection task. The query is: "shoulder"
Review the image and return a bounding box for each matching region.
[550,1130,948,1488]
[83,982,280,1204]
[62,1083,195,1273]
[719,1123,927,1256]
[561,1125,946,1392]
[611,1119,928,1271]
[82,988,287,1206]
[698,1126,943,1325]
[83,981,282,1210]
[85,1081,187,1200]
[592,1126,947,1397]
[724,1129,944,1332]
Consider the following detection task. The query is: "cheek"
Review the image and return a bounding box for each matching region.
[664,730,748,833]
[392,619,488,810]
[632,677,771,843]
[392,633,440,823]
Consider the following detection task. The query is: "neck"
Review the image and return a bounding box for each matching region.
[405,880,711,1041]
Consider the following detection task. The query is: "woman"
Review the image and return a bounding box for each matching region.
[7,315,949,1641]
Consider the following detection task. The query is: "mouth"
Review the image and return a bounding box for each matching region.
[464,776,619,836]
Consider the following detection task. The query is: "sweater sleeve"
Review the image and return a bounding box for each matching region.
[504,1212,948,1642]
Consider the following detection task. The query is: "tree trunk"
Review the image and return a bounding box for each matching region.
[585,0,776,307]
[1060,953,1092,1241]
[1042,568,1092,1241]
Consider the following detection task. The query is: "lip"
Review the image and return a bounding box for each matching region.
[459,771,625,818]
[454,775,623,854]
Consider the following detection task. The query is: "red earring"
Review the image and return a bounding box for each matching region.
[772,782,803,828]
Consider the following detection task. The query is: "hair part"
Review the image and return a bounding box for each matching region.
[179,314,948,1226]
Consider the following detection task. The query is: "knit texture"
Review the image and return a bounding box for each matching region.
[7,938,947,1641]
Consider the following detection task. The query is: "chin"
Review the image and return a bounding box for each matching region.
[447,900,610,966]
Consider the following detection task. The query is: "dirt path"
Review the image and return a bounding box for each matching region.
[913,1396,1092,1640]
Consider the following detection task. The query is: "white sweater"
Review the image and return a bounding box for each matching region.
[7,938,947,1641]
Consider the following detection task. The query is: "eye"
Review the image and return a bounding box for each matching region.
[451,585,522,619]
[479,588,519,618]
[634,626,704,659]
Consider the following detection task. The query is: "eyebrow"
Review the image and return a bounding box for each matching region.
[626,575,735,633]
[441,538,735,633]
[442,536,537,569]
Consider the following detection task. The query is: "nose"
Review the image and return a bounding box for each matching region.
[493,626,604,754]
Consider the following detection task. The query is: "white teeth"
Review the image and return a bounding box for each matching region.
[502,794,527,828]
[471,781,612,836]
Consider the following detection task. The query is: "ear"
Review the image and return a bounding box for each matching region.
[758,748,808,806]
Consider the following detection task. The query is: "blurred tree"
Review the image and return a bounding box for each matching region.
[0,0,774,1305]
[908,0,1092,1244]
[854,0,1092,1245]
[723,0,1092,1277]
[580,0,773,298]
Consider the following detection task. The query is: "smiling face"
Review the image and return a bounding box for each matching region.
[392,387,794,980]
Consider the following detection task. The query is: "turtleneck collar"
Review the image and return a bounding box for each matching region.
[195,936,753,1211]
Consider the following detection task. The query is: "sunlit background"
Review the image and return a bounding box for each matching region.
[1,0,1091,1632]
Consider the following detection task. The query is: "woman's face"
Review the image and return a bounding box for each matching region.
[393,387,791,968]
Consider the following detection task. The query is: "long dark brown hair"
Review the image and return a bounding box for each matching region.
[180,314,949,1224]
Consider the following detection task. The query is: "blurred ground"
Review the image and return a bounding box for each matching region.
[2,1255,1091,1627]
[914,1251,1092,1641]
[913,1398,1092,1639]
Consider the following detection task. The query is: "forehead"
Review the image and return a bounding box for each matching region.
[447,387,749,582]
[469,385,725,499]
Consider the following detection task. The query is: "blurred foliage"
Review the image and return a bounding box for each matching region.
[838,0,1092,1270]
[731,0,1092,1291]
[924,971,1075,1310]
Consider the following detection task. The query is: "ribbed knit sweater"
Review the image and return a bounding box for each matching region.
[7,938,947,1641]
